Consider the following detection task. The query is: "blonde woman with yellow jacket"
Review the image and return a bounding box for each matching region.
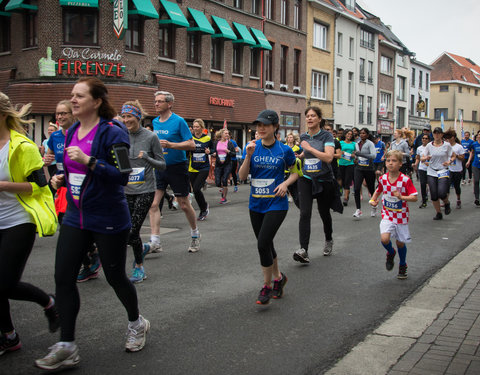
[0,92,58,358]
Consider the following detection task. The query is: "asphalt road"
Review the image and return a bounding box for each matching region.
[3,179,480,375]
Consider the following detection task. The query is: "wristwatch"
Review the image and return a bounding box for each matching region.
[87,156,97,168]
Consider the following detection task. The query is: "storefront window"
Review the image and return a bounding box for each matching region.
[187,32,200,64]
[125,15,144,52]
[159,26,175,59]
[24,1,38,48]
[63,7,98,46]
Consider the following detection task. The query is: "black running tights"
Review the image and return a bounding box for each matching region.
[189,170,209,212]
[55,225,138,341]
[249,210,287,267]
[127,193,155,265]
[353,168,376,209]
[0,223,50,333]
[427,175,450,201]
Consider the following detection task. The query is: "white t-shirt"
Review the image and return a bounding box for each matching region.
[416,145,428,171]
[422,141,453,177]
[449,143,464,172]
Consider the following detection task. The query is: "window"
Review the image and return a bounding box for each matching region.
[411,68,416,87]
[264,44,274,82]
[265,0,274,20]
[252,0,260,14]
[476,89,479,96]
[63,7,98,45]
[359,95,364,124]
[0,11,10,52]
[24,7,38,48]
[367,60,373,83]
[211,38,223,71]
[359,58,365,82]
[232,44,242,74]
[313,22,327,50]
[349,37,354,58]
[250,49,260,77]
[293,49,300,87]
[396,107,405,127]
[473,111,478,122]
[426,73,429,91]
[125,15,144,52]
[159,26,174,59]
[367,96,372,124]
[458,109,464,119]
[337,32,343,55]
[234,0,243,9]
[360,29,374,49]
[293,0,301,29]
[410,95,415,115]
[439,85,449,92]
[425,98,428,115]
[280,45,288,84]
[345,0,355,11]
[336,68,342,102]
[280,112,301,127]
[458,86,463,93]
[280,0,288,25]
[380,91,392,112]
[311,71,328,100]
[434,108,448,120]
[397,76,406,100]
[380,55,392,75]
[187,32,200,64]
[348,72,353,104]
[419,70,423,89]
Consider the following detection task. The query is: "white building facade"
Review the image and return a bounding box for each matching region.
[408,59,432,131]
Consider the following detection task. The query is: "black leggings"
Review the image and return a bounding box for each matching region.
[0,223,50,333]
[298,177,334,249]
[418,169,428,203]
[339,164,354,190]
[189,170,209,212]
[231,160,238,186]
[249,210,287,267]
[353,168,376,209]
[450,171,462,196]
[55,224,138,341]
[127,193,155,265]
[462,159,472,180]
[427,175,450,201]
[215,163,232,187]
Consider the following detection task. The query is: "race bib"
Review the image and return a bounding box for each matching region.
[342,152,352,161]
[437,169,449,179]
[304,158,322,172]
[383,195,402,212]
[357,157,369,167]
[193,153,206,163]
[251,178,275,198]
[69,173,86,201]
[218,154,226,162]
[128,167,145,184]
[56,162,64,173]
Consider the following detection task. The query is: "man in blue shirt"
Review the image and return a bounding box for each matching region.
[461,131,474,184]
[146,91,200,253]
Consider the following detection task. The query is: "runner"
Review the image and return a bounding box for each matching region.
[373,134,386,181]
[339,129,355,206]
[390,129,411,175]
[323,122,342,182]
[238,109,298,304]
[189,119,212,220]
[0,92,59,357]
[466,134,480,207]
[212,129,236,204]
[420,127,455,220]
[369,150,418,279]
[444,129,465,209]
[352,128,377,219]
[36,78,149,370]
[122,100,165,283]
[461,131,474,184]
[414,133,430,208]
[293,106,336,263]
[284,131,302,207]
[226,131,240,192]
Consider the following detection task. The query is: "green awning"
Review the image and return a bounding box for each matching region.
[158,0,188,27]
[211,15,237,40]
[59,0,98,7]
[250,27,272,50]
[232,22,256,46]
[187,7,214,34]
[129,0,158,19]
[0,0,11,16]
[5,0,38,11]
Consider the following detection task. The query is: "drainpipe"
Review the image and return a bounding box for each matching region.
[260,0,265,88]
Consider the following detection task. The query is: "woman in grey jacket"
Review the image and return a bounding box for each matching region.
[353,128,377,219]
[390,129,411,175]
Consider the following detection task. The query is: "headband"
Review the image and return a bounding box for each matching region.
[121,104,141,120]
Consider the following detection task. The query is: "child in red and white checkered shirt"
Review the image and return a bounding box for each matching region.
[369,150,418,279]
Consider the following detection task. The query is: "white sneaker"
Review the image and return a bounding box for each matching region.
[323,240,334,256]
[125,315,150,352]
[35,343,80,370]
[143,242,162,257]
[371,206,377,217]
[353,209,362,219]
[188,234,201,253]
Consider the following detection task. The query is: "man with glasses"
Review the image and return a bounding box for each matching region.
[145,91,200,254]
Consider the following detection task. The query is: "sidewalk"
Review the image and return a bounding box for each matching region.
[326,237,480,375]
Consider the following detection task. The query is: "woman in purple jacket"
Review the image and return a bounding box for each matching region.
[36,78,149,371]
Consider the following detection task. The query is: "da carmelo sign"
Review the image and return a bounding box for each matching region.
[113,0,127,39]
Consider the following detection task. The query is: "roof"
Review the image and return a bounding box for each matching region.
[431,52,480,85]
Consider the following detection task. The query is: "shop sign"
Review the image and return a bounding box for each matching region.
[209,97,235,107]
[377,119,394,134]
[57,60,125,77]
[378,103,387,117]
[113,0,127,40]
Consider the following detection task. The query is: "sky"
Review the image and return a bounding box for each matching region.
[357,0,480,66]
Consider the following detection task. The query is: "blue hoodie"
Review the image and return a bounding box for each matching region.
[62,118,131,233]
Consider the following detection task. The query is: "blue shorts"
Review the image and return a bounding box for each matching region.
[155,162,190,197]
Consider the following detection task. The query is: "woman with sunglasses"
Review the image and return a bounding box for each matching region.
[414,133,430,208]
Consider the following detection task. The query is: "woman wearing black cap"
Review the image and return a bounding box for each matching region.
[420,127,456,220]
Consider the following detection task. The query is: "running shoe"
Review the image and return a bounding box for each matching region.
[468,179,472,184]
[386,250,396,271]
[444,202,451,215]
[256,285,273,305]
[188,234,201,253]
[143,242,162,257]
[419,202,427,208]
[353,209,362,219]
[0,333,21,356]
[272,273,288,299]
[234,186,238,192]
[77,266,99,283]
[35,343,80,370]
[166,194,174,209]
[220,197,227,204]
[475,200,480,207]
[433,212,443,220]
[370,206,377,217]
[197,205,210,221]
[343,199,348,207]
[125,315,150,352]
[130,266,147,284]
[397,264,408,280]
[89,251,102,273]
[323,240,334,256]
[293,248,310,263]
[456,200,462,209]
[44,295,60,333]
[172,200,179,210]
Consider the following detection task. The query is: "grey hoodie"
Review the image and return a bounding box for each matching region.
[354,139,376,170]
[390,139,411,163]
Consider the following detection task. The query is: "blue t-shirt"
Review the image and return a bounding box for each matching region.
[47,129,66,172]
[374,141,385,163]
[248,140,296,213]
[153,113,192,165]
[469,141,480,169]
[462,139,474,157]
[230,139,238,161]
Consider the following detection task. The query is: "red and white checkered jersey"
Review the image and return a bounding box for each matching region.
[376,172,418,224]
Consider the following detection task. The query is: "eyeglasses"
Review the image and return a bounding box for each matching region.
[422,137,429,140]
[155,100,167,104]
[56,112,71,117]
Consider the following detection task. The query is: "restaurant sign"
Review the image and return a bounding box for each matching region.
[209,97,235,107]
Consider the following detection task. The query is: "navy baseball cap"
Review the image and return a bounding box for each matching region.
[254,109,279,125]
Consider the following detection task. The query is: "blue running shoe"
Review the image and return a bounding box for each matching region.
[130,266,147,284]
